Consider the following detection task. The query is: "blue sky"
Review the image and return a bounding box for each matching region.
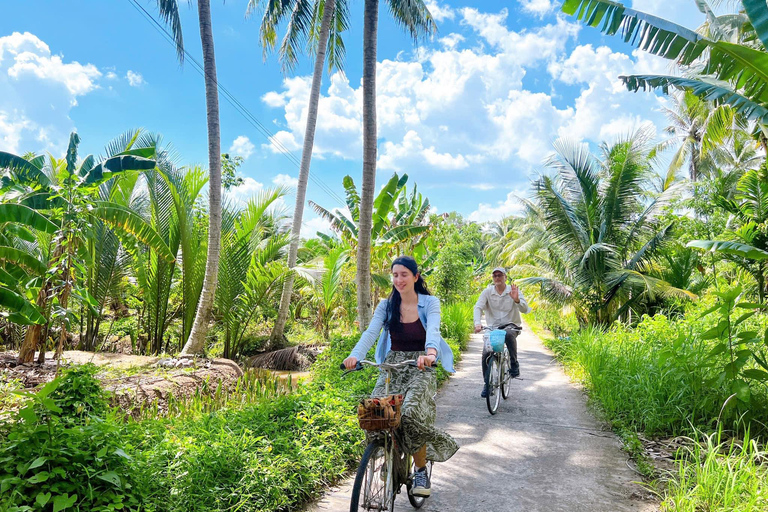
[0,0,706,233]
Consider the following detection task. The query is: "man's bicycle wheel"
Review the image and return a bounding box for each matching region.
[501,347,512,400]
[486,354,501,415]
[350,439,395,511]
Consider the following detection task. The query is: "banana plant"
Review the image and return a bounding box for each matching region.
[0,131,173,363]
[309,172,432,296]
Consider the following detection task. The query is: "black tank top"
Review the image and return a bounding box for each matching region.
[390,319,427,352]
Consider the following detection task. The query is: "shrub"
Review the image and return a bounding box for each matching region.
[0,375,137,511]
[441,302,473,350]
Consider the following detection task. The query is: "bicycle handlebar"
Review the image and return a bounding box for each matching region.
[339,359,434,374]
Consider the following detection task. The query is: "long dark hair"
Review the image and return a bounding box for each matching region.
[385,256,431,332]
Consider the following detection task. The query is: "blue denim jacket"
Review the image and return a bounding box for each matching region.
[349,294,455,373]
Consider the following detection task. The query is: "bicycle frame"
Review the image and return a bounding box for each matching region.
[343,359,433,511]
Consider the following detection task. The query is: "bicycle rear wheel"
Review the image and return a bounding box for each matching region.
[486,354,501,415]
[501,347,512,400]
[350,439,396,511]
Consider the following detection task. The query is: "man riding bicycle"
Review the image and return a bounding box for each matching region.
[474,267,531,398]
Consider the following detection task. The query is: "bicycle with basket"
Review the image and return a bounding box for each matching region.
[482,327,515,415]
[341,359,434,511]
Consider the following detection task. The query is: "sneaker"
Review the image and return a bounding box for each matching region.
[480,385,489,398]
[411,467,431,497]
[509,363,520,378]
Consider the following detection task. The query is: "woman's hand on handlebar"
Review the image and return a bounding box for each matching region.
[417,353,436,371]
[342,356,358,370]
[474,324,483,333]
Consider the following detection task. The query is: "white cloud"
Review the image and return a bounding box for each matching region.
[378,130,469,171]
[273,173,298,189]
[439,33,465,50]
[425,0,455,22]
[227,177,264,205]
[518,0,555,17]
[0,32,101,153]
[229,135,256,159]
[126,70,145,87]
[106,71,118,80]
[260,5,674,202]
[300,214,334,239]
[549,44,670,143]
[469,188,529,223]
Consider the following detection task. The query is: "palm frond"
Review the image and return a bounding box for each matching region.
[622,75,768,125]
[562,0,706,64]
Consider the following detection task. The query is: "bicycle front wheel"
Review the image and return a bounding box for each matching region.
[350,439,396,511]
[501,347,512,400]
[486,354,501,415]
[407,458,433,509]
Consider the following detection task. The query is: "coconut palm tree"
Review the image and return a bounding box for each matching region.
[357,0,437,328]
[561,0,768,138]
[518,129,692,325]
[153,0,223,356]
[248,0,350,346]
[689,166,768,302]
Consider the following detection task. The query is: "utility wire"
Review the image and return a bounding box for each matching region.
[126,0,348,211]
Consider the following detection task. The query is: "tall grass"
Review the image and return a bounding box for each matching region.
[661,430,768,511]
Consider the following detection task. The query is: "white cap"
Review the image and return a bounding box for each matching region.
[492,267,507,275]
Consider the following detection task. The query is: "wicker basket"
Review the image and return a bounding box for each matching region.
[357,394,404,431]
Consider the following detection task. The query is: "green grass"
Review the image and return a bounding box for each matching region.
[661,431,768,511]
[1,302,474,511]
[529,303,768,512]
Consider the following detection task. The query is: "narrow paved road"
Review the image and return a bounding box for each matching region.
[308,325,656,512]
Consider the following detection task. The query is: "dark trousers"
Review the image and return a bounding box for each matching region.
[482,324,520,385]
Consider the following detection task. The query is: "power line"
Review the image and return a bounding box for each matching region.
[126,0,348,211]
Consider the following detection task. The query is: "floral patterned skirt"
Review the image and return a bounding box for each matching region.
[369,350,459,463]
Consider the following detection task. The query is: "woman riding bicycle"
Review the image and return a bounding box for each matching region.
[343,256,459,498]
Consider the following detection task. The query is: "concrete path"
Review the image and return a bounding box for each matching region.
[307,325,657,512]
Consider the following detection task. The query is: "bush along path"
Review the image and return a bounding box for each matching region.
[307,324,655,512]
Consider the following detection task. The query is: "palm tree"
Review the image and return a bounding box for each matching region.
[357,0,436,328]
[518,129,692,325]
[688,166,768,302]
[248,0,348,346]
[561,0,768,138]
[153,0,223,356]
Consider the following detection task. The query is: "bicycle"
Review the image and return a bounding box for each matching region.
[480,326,519,415]
[341,359,435,511]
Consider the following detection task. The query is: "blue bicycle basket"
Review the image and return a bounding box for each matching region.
[489,330,506,353]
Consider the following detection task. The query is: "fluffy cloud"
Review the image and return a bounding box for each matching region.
[518,0,556,17]
[469,188,529,223]
[229,135,256,159]
[227,177,264,205]
[261,4,677,223]
[126,70,145,87]
[273,173,299,189]
[425,0,455,22]
[0,32,101,153]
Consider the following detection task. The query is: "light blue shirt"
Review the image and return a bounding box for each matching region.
[350,294,455,373]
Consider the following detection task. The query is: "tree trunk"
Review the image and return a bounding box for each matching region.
[18,286,47,363]
[356,0,379,330]
[181,0,222,356]
[270,0,337,346]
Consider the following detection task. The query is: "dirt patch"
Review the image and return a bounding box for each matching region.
[1,351,243,417]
